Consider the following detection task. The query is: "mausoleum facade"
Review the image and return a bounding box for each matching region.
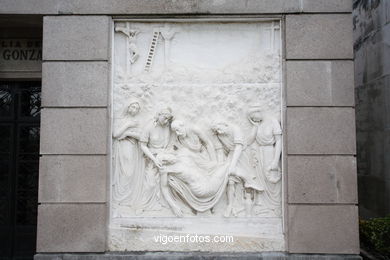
[0,0,359,259]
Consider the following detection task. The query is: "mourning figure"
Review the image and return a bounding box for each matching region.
[247,106,282,216]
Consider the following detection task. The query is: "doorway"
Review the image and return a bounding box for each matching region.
[0,81,41,260]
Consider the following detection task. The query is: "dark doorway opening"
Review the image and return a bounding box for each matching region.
[0,81,41,260]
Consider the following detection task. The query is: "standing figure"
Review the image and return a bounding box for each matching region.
[112,99,144,208]
[211,122,264,217]
[247,107,282,216]
[139,108,174,212]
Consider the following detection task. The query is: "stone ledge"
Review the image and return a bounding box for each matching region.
[1,0,353,14]
[34,253,362,260]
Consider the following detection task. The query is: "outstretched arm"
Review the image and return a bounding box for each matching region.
[228,143,243,174]
[140,143,162,168]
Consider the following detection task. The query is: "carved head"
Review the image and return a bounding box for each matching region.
[211,122,229,135]
[156,107,173,126]
[248,106,265,124]
[171,120,186,137]
[127,100,140,116]
[248,110,263,123]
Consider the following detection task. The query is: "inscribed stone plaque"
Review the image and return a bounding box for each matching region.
[110,20,284,251]
[0,39,42,72]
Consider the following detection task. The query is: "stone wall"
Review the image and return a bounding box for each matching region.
[0,0,360,256]
[353,0,390,218]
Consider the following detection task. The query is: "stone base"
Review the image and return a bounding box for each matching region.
[34,252,362,260]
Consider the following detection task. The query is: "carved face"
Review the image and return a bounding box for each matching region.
[157,113,171,126]
[128,103,140,116]
[250,111,263,122]
[171,121,186,137]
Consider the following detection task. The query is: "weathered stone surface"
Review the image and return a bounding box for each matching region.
[34,252,362,260]
[354,23,390,87]
[55,0,301,14]
[358,174,390,218]
[356,76,390,134]
[288,155,358,203]
[0,0,58,14]
[287,61,354,106]
[40,108,107,154]
[39,155,107,203]
[354,0,390,218]
[355,76,390,217]
[197,0,300,14]
[287,108,356,154]
[42,62,108,107]
[1,0,356,14]
[288,205,359,254]
[302,0,352,13]
[353,0,388,42]
[1,0,356,15]
[58,0,199,14]
[286,14,353,59]
[36,204,106,252]
[43,16,110,60]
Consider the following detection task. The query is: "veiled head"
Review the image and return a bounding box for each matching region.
[171,120,186,137]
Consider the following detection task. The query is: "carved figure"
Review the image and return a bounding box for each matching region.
[129,41,139,64]
[157,120,229,217]
[138,108,174,211]
[171,120,216,161]
[211,122,264,217]
[247,107,282,216]
[112,99,144,207]
[115,23,139,76]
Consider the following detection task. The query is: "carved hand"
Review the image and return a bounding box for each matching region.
[153,158,163,168]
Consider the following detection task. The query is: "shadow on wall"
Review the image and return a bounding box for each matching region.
[353,0,390,219]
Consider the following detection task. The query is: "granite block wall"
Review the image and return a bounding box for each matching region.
[285,11,358,254]
[37,16,110,252]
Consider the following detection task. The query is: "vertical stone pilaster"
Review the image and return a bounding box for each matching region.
[37,15,111,252]
[285,12,359,254]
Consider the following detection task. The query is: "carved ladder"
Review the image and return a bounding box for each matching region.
[144,30,160,72]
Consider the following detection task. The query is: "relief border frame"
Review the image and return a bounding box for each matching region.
[107,15,287,252]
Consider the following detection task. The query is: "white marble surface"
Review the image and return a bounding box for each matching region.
[110,20,284,251]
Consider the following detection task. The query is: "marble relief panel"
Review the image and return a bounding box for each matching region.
[110,20,284,252]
